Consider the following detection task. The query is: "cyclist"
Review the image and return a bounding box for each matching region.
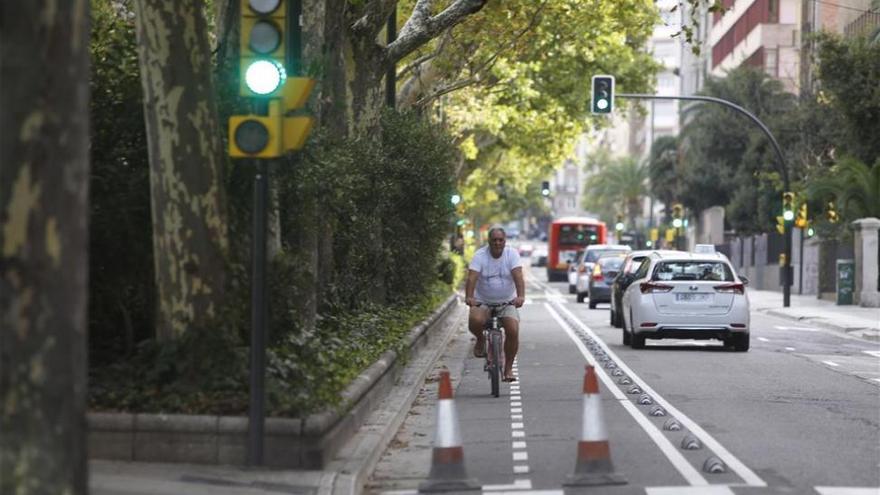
[464,226,525,382]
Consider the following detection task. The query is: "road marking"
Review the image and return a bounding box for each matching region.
[646,487,736,494]
[513,451,528,461]
[512,430,525,438]
[512,441,527,449]
[757,337,769,342]
[814,488,880,495]
[482,479,532,491]
[511,401,522,407]
[774,325,820,332]
[785,347,796,351]
[822,360,841,367]
[872,378,880,384]
[513,465,529,474]
[548,301,767,488]
[511,407,522,413]
[862,350,880,358]
[511,422,524,429]
[511,414,523,420]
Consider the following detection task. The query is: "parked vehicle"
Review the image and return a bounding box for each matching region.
[610,250,681,328]
[581,253,626,307]
[531,246,548,267]
[572,244,631,297]
[620,250,751,351]
[546,217,607,282]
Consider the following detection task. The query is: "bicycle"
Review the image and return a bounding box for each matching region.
[477,301,513,398]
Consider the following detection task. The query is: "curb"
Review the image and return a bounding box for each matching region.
[326,299,466,495]
[761,308,880,342]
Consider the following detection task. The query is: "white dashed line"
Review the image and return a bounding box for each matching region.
[822,360,841,367]
[757,337,769,342]
[512,430,525,438]
[513,465,530,474]
[785,347,796,351]
[862,350,880,358]
[513,451,528,461]
[512,441,527,449]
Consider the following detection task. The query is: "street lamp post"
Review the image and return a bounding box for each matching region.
[618,93,792,307]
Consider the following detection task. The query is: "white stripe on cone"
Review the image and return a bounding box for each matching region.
[435,399,462,447]
[580,394,608,441]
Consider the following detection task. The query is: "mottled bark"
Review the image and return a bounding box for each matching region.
[133,0,229,340]
[0,1,91,494]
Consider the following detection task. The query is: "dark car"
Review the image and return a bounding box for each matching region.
[583,254,626,308]
[609,250,681,327]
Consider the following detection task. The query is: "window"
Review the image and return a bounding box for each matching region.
[652,261,734,282]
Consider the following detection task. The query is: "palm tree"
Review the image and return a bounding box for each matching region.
[808,156,880,221]
[583,156,650,228]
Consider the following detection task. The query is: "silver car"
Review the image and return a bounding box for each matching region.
[620,250,751,351]
[572,244,632,297]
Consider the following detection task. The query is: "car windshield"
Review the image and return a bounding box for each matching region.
[652,261,734,282]
[585,249,628,263]
[598,256,625,270]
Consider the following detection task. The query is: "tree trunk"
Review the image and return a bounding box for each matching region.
[0,2,91,493]
[134,0,230,340]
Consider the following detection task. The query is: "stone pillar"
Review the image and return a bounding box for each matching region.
[852,217,880,307]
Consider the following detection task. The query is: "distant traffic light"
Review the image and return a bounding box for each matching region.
[591,75,615,114]
[541,181,551,197]
[782,192,795,222]
[450,193,461,206]
[672,203,683,228]
[825,201,839,223]
[615,214,625,232]
[795,203,808,229]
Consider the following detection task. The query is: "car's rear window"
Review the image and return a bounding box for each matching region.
[598,256,624,270]
[652,261,734,282]
[585,249,628,263]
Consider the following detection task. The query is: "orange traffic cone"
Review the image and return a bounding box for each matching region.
[418,370,480,493]
[564,365,627,487]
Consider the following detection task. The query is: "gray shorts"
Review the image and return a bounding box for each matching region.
[471,303,519,321]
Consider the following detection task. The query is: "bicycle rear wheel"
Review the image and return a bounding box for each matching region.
[489,332,502,397]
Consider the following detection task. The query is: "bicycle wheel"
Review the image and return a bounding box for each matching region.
[489,332,502,397]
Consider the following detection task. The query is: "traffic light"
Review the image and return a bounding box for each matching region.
[541,181,551,197]
[671,203,683,228]
[795,203,808,229]
[229,0,316,158]
[240,0,287,98]
[450,193,461,206]
[826,201,839,223]
[782,192,795,222]
[615,214,625,232]
[776,215,785,235]
[591,75,615,114]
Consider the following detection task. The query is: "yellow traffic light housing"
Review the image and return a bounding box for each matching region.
[782,192,795,222]
[795,203,808,229]
[672,203,683,228]
[826,201,839,223]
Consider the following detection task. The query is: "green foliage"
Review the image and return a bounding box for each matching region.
[647,135,679,222]
[88,0,155,363]
[807,157,880,222]
[678,66,798,232]
[582,154,650,226]
[814,33,880,164]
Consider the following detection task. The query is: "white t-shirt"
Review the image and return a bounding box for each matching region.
[469,246,522,303]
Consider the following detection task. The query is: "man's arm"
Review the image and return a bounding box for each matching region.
[465,269,480,306]
[511,266,525,307]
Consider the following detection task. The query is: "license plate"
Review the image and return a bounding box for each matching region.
[676,293,710,302]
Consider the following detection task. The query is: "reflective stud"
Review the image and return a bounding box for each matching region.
[703,456,726,474]
[604,361,616,369]
[649,405,666,417]
[638,394,653,405]
[663,418,682,431]
[611,368,624,376]
[627,385,642,395]
[618,376,632,385]
[681,435,702,450]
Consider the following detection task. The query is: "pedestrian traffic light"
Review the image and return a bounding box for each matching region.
[795,203,808,229]
[782,192,795,222]
[825,201,839,223]
[541,181,551,197]
[240,0,287,98]
[591,75,614,114]
[672,203,683,228]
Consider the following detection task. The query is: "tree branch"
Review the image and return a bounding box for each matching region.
[387,0,488,65]
[351,0,398,37]
[414,76,478,107]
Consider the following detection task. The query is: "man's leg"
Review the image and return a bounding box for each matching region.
[468,306,488,357]
[501,316,519,379]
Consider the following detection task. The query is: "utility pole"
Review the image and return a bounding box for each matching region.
[618,93,792,307]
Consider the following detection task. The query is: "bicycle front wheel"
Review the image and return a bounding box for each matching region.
[489,332,502,397]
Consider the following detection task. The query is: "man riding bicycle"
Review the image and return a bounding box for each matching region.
[464,226,525,382]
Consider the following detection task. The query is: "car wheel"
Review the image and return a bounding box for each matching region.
[622,326,631,345]
[576,292,585,303]
[629,310,645,349]
[588,299,597,309]
[609,309,616,326]
[731,334,750,352]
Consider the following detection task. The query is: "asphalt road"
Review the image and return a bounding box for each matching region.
[368,263,880,495]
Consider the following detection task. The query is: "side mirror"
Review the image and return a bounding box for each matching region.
[739,275,750,286]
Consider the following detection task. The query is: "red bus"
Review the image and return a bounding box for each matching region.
[546,217,607,281]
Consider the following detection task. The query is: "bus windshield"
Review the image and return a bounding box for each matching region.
[558,225,599,246]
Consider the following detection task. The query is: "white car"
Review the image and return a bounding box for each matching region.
[620,250,750,351]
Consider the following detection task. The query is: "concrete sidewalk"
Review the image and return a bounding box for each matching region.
[748,289,880,341]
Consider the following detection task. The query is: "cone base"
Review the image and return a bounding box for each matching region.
[417,478,481,493]
[563,471,627,487]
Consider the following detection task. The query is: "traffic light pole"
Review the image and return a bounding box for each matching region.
[248,164,269,466]
[618,93,792,307]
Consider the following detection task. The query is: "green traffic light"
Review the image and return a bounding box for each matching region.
[451,194,461,205]
[782,210,795,222]
[672,218,683,228]
[245,59,286,95]
[807,227,815,237]
[615,222,624,231]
